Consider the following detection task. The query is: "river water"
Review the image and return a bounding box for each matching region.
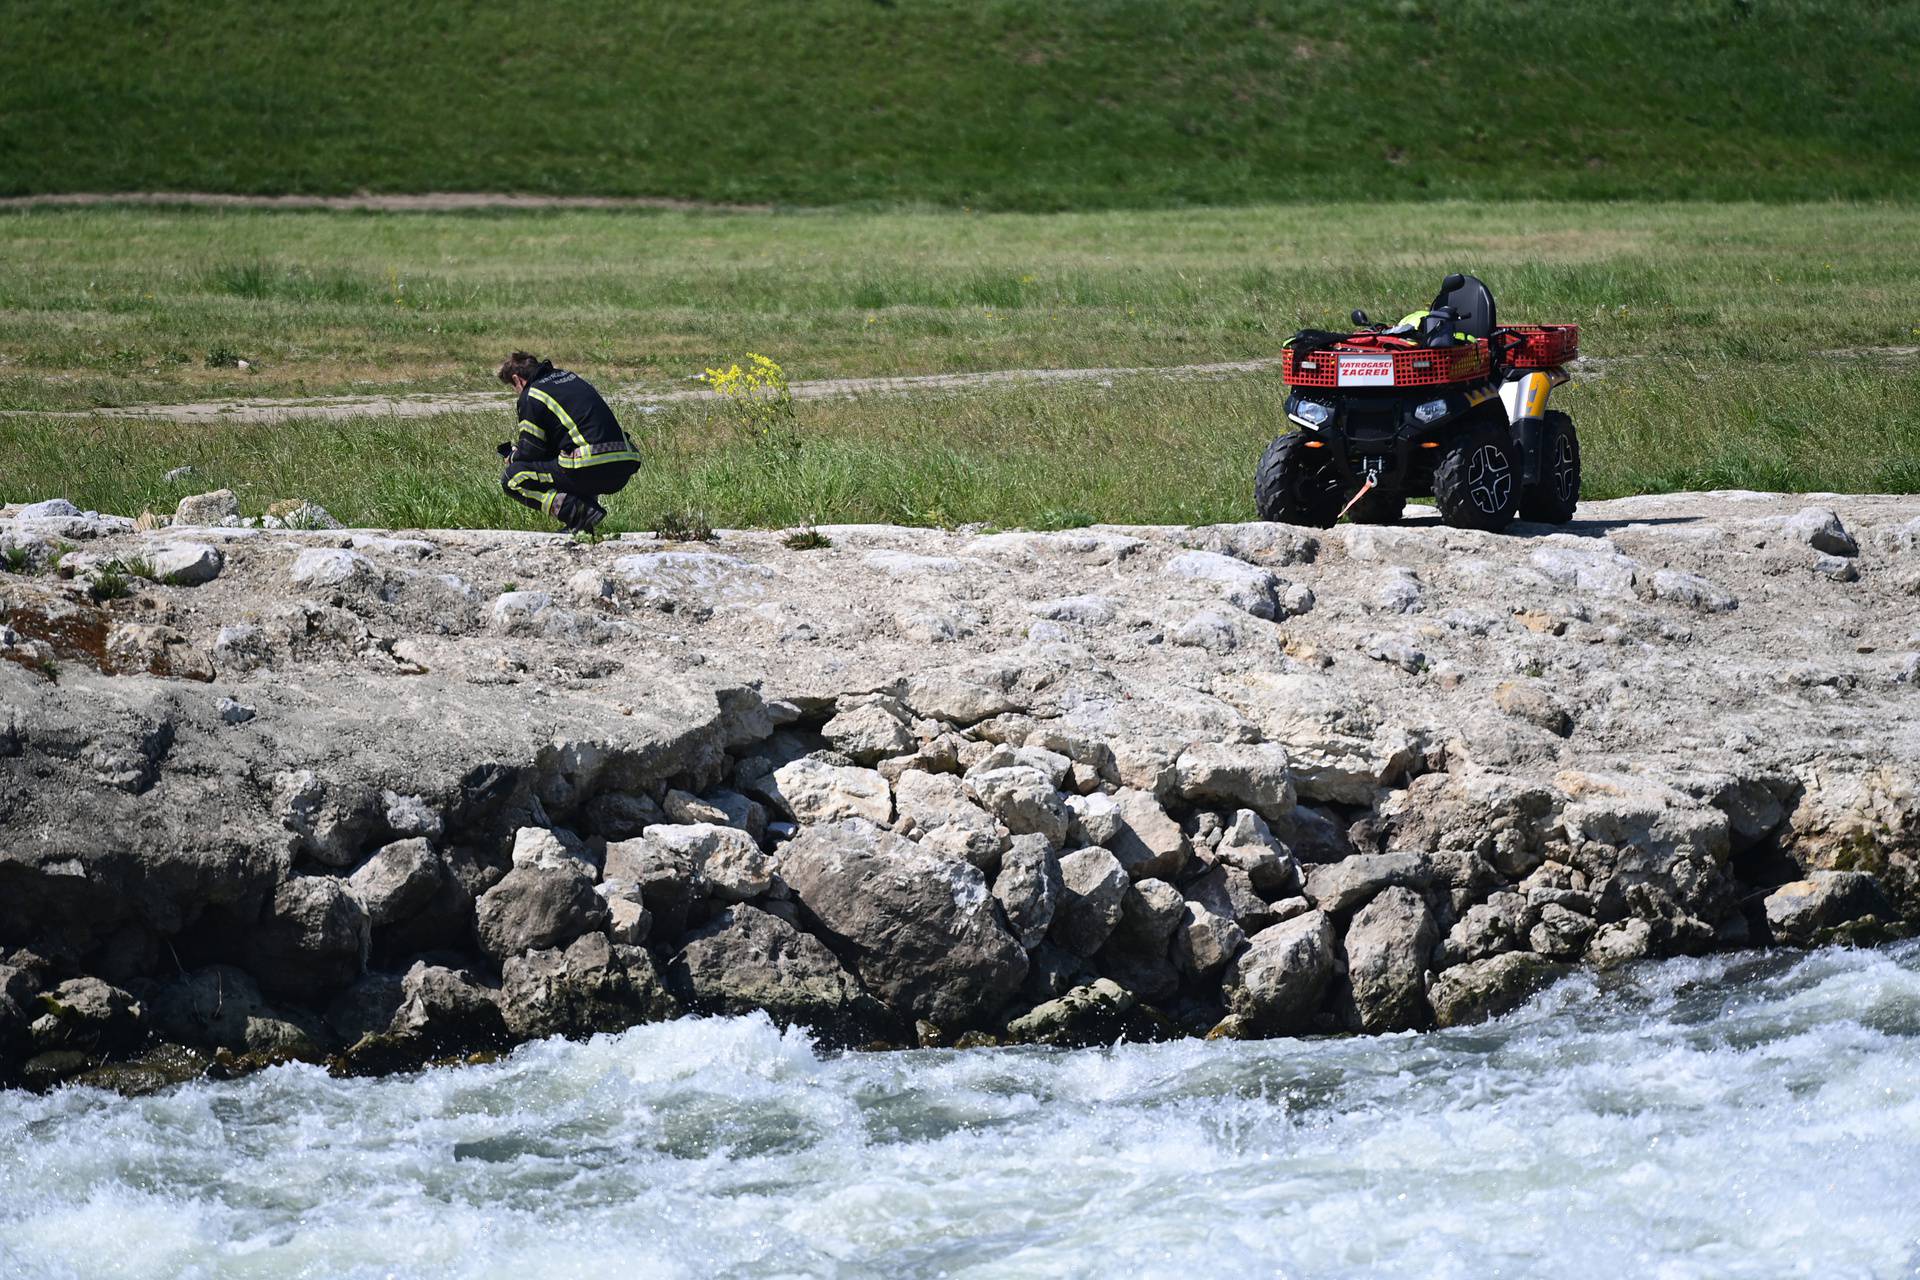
[4,942,1919,1280]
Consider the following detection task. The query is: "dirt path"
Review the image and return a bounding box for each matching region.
[19,358,1288,425]
[15,345,1910,425]
[0,192,770,213]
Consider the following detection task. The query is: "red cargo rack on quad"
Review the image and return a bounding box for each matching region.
[1282,324,1579,389]
[1283,337,1491,389]
[1501,324,1580,369]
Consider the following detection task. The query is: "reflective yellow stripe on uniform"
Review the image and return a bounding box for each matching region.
[556,439,642,469]
[526,387,590,451]
[516,418,547,443]
[504,469,558,514]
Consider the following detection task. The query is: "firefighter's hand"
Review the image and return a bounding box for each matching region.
[496,441,513,459]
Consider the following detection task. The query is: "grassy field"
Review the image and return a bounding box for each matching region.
[10,361,1918,535]
[2,201,1916,530]
[3,201,1917,410]
[3,1,1918,208]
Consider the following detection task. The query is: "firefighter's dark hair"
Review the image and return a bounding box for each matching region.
[496,351,549,385]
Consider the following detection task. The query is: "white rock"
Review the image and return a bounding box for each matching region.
[148,541,224,586]
[175,489,240,526]
[642,822,774,902]
[1784,507,1858,557]
[966,766,1070,847]
[489,591,552,632]
[289,548,376,589]
[1065,790,1124,846]
[1171,609,1239,653]
[1376,568,1423,614]
[15,499,79,520]
[511,826,596,876]
[1026,595,1117,626]
[1175,742,1295,818]
[822,701,916,764]
[767,757,893,825]
[1164,550,1281,619]
[351,535,437,559]
[895,770,1004,871]
[1528,542,1641,597]
[1644,568,1737,613]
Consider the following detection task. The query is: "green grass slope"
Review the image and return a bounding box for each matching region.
[4,0,1917,207]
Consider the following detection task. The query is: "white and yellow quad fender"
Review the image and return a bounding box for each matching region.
[1498,369,1570,484]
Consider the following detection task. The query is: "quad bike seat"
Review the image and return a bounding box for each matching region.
[1431,273,1497,339]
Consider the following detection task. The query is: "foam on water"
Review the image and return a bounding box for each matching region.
[6,944,1920,1280]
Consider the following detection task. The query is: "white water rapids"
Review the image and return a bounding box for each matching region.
[5,942,1920,1279]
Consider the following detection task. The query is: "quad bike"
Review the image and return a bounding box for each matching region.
[1253,274,1581,531]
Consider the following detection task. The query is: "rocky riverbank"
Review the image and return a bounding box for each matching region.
[3,491,1918,1090]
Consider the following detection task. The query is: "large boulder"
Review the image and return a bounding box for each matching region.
[992,834,1063,950]
[1341,887,1439,1032]
[29,977,147,1057]
[966,766,1070,847]
[1004,979,1138,1048]
[669,904,885,1039]
[821,701,916,764]
[1224,911,1337,1034]
[1214,810,1300,897]
[894,769,1005,872]
[1764,871,1895,944]
[1049,847,1130,956]
[498,933,677,1041]
[345,838,445,927]
[1428,953,1564,1028]
[602,836,698,939]
[766,757,893,825]
[641,822,773,902]
[1107,788,1191,881]
[1440,891,1535,966]
[1098,878,1186,1000]
[473,864,608,965]
[778,819,1027,1029]
[1174,742,1295,820]
[248,876,370,1002]
[1173,901,1247,979]
[392,963,508,1052]
[1303,852,1431,915]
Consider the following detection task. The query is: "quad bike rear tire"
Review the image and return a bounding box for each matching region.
[1254,432,1345,528]
[1518,410,1581,524]
[1433,419,1521,531]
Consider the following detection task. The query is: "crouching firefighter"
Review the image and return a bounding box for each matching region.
[495,351,641,534]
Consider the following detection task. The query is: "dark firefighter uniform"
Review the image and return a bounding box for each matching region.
[500,364,642,530]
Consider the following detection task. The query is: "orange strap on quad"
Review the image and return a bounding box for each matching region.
[1337,475,1377,521]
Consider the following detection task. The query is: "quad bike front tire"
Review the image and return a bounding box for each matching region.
[1518,410,1581,524]
[1254,431,1345,528]
[1433,419,1521,531]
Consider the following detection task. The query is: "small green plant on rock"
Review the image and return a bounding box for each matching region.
[655,509,717,542]
[1,546,37,575]
[88,568,133,602]
[783,526,832,551]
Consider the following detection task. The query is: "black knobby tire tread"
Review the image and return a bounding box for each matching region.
[1518,410,1581,524]
[1432,417,1520,532]
[1254,432,1343,528]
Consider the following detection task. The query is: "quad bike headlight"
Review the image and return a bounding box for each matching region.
[1413,398,1450,424]
[1291,400,1333,427]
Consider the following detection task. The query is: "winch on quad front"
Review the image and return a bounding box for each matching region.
[1253,274,1581,531]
